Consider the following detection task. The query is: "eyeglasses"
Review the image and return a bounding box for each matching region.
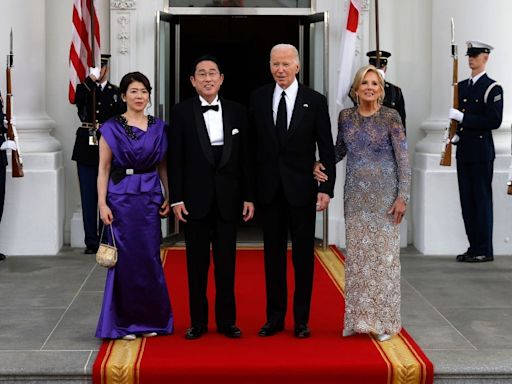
[195,70,220,80]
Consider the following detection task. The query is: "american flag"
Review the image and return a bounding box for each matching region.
[68,0,101,104]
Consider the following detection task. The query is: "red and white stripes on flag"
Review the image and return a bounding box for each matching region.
[336,0,361,107]
[68,0,101,104]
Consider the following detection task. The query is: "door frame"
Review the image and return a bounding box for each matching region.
[155,7,330,245]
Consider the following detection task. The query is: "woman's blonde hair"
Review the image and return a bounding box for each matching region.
[349,65,385,105]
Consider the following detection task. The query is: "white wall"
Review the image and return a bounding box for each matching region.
[3,0,510,254]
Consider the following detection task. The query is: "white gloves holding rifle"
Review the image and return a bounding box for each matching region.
[89,67,101,82]
[448,108,464,122]
[1,116,18,151]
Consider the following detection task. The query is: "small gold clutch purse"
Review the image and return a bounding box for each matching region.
[96,225,118,268]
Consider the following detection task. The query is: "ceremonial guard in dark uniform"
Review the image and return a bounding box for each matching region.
[449,41,504,263]
[0,92,7,261]
[72,54,125,254]
[367,50,406,130]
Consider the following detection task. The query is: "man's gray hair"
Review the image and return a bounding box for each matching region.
[270,44,300,65]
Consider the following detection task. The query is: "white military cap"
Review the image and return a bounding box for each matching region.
[466,41,494,56]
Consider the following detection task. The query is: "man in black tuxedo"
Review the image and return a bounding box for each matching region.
[168,55,254,339]
[449,41,503,263]
[249,44,335,338]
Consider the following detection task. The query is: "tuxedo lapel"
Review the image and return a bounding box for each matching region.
[287,85,306,140]
[192,98,215,165]
[218,98,232,168]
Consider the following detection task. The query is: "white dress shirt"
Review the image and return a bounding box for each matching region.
[470,71,486,85]
[272,79,298,129]
[200,95,224,146]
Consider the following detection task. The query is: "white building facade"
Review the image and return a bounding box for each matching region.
[0,0,510,255]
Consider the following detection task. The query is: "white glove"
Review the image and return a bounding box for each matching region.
[3,115,16,127]
[89,66,101,80]
[448,108,463,123]
[0,140,17,151]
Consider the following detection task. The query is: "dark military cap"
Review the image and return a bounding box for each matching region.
[465,41,493,57]
[366,50,391,66]
[101,54,111,66]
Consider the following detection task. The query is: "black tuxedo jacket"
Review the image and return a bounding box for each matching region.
[456,73,503,163]
[168,96,254,221]
[249,83,335,206]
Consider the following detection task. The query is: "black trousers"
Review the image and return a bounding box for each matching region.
[262,186,316,326]
[77,162,103,250]
[457,160,494,257]
[184,204,237,329]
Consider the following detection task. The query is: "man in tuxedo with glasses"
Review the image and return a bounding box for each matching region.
[168,55,254,340]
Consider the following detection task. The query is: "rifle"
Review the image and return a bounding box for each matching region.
[5,28,23,177]
[374,0,381,69]
[440,18,458,166]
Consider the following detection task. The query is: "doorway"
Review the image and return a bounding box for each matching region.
[156,9,328,243]
[176,15,299,105]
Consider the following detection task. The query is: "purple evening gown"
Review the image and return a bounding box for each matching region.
[95,115,173,339]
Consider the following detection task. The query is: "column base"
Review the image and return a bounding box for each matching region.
[0,151,64,255]
[70,209,85,248]
[413,152,512,255]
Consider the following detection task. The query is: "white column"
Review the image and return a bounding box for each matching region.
[413,0,512,255]
[110,0,138,84]
[0,1,64,255]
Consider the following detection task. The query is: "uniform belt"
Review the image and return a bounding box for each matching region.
[110,166,156,185]
[80,123,102,129]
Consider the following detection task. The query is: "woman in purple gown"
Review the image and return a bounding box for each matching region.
[96,71,173,340]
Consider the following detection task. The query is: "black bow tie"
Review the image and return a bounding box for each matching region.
[201,105,219,113]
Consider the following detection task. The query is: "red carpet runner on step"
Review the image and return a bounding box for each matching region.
[93,246,433,384]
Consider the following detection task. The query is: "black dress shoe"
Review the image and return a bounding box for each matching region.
[258,322,284,337]
[84,248,97,255]
[294,324,311,338]
[465,254,494,263]
[0,253,6,262]
[456,251,473,262]
[217,325,242,338]
[185,325,208,340]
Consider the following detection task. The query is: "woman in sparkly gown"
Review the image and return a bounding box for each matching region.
[316,65,410,342]
[95,72,173,340]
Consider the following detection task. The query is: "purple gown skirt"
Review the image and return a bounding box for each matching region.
[95,189,173,339]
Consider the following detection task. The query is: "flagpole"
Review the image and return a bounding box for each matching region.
[90,0,98,134]
[374,0,381,68]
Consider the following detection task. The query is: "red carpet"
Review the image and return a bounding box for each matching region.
[93,246,433,384]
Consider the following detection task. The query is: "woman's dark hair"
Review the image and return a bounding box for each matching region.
[119,71,152,95]
[190,55,223,76]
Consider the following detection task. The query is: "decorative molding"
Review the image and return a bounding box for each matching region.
[111,0,136,10]
[117,14,130,55]
[360,0,370,11]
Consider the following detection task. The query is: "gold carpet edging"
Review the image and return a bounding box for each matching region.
[100,340,114,384]
[319,245,428,384]
[315,247,346,297]
[102,338,144,384]
[134,338,147,384]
